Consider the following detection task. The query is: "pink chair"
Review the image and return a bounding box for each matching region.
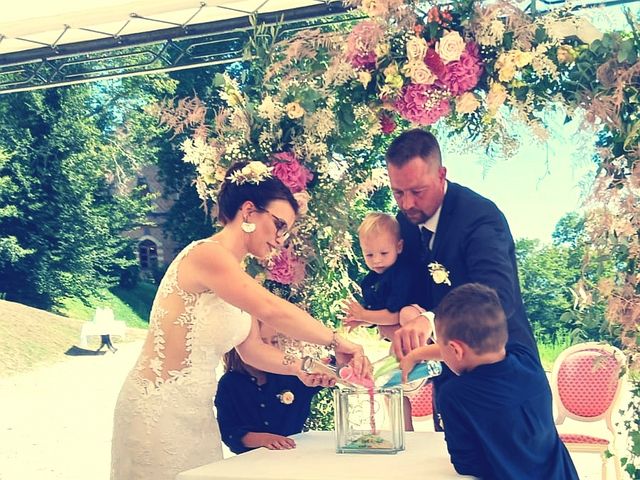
[550,342,626,480]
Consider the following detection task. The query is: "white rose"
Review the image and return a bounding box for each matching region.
[406,36,428,61]
[436,30,465,64]
[279,391,295,404]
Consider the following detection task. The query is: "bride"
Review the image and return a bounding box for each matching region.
[111,161,369,479]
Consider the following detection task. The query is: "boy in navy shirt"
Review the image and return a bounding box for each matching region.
[405,283,578,479]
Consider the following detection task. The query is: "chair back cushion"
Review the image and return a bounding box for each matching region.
[557,348,621,418]
[409,381,433,417]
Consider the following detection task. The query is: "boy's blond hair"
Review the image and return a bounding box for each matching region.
[358,212,401,240]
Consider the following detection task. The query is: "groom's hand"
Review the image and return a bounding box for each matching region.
[392,314,430,359]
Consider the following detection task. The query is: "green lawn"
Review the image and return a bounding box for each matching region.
[55,282,157,329]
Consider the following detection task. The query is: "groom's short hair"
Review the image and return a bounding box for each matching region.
[386,129,442,167]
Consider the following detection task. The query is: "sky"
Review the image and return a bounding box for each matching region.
[436,4,639,243]
[440,112,597,243]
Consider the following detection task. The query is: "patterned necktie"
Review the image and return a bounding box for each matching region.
[420,226,433,252]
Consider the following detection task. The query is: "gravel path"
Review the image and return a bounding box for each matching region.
[0,338,623,480]
[0,341,143,480]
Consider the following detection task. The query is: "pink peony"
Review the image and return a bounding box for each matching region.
[394,84,451,125]
[439,42,484,96]
[345,21,384,70]
[271,152,313,193]
[380,112,397,134]
[266,247,306,285]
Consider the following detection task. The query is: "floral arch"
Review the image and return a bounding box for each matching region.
[162,0,639,465]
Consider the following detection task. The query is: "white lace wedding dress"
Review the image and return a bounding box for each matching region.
[111,239,251,479]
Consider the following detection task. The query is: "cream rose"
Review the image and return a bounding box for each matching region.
[486,82,508,115]
[402,61,436,85]
[436,30,465,64]
[279,391,295,405]
[556,45,575,64]
[456,92,480,114]
[358,70,372,88]
[293,191,311,215]
[512,50,533,68]
[495,53,517,82]
[406,36,428,62]
[432,269,449,285]
[285,102,305,119]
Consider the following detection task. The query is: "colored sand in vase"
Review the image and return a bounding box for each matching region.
[339,365,377,434]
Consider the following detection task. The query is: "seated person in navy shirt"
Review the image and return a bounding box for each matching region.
[342,212,430,430]
[424,283,579,479]
[215,343,328,454]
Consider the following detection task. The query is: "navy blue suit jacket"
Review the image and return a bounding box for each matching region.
[398,181,538,355]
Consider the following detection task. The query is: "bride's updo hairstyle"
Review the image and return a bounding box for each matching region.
[217,160,298,225]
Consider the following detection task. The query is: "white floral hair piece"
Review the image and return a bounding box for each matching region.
[226,161,273,185]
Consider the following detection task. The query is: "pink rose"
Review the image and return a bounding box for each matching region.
[380,113,397,134]
[439,42,484,95]
[394,84,451,125]
[266,247,306,285]
[271,152,313,193]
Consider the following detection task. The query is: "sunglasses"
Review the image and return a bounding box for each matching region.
[258,207,290,242]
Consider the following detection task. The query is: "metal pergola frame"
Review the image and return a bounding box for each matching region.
[0,1,352,94]
[0,0,637,95]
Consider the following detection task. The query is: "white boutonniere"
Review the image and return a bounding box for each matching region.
[428,262,451,286]
[277,390,295,405]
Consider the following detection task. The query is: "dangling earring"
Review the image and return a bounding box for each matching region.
[241,220,256,233]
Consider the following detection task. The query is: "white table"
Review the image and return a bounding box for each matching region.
[79,319,126,347]
[177,431,474,480]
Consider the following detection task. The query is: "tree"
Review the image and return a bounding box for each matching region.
[0,80,171,308]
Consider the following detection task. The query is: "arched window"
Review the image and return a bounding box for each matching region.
[138,239,158,270]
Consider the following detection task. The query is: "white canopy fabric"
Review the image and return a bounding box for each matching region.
[0,0,334,56]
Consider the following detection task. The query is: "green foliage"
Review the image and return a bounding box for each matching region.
[56,282,157,329]
[0,79,174,309]
[304,388,334,431]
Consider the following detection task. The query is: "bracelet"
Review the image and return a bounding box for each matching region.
[327,329,339,351]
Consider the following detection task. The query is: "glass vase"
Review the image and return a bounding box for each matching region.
[333,386,405,454]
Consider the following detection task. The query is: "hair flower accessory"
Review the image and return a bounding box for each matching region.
[227,161,272,185]
[277,390,295,405]
[428,262,451,286]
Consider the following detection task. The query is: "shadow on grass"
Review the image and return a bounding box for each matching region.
[65,346,106,356]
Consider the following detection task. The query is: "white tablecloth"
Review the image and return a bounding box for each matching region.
[177,431,474,480]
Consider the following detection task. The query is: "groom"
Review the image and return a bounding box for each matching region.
[385,129,539,429]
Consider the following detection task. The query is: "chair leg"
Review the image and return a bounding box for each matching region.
[601,451,607,480]
[613,453,622,480]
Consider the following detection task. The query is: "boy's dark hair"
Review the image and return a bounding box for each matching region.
[222,349,249,374]
[217,160,299,224]
[435,283,508,354]
[385,129,442,167]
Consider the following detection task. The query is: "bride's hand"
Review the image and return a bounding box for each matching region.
[334,335,372,380]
